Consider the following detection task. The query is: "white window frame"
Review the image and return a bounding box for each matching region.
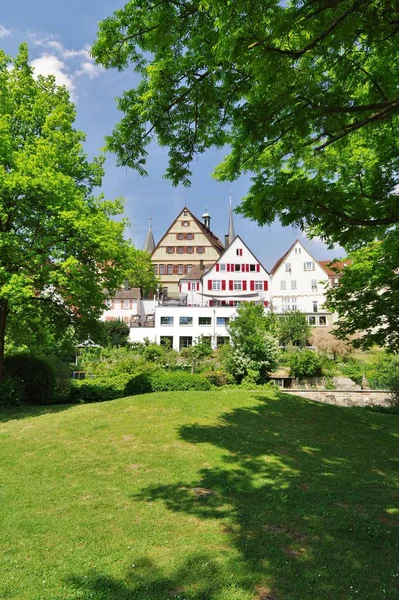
[212,280,221,291]
[291,280,297,290]
[304,261,315,271]
[254,281,263,291]
[233,280,242,290]
[280,280,286,290]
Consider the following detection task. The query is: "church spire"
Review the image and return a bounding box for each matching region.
[228,192,235,246]
[143,217,155,254]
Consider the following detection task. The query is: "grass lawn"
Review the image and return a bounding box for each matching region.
[0,390,398,600]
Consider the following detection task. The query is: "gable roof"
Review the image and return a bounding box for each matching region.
[270,239,299,275]
[319,259,351,276]
[152,207,225,255]
[208,234,270,276]
[180,263,213,281]
[112,288,141,300]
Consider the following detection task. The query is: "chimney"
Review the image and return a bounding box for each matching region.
[224,234,229,248]
[123,279,130,291]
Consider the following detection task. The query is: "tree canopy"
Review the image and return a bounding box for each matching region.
[125,246,159,296]
[92,0,399,249]
[0,44,129,376]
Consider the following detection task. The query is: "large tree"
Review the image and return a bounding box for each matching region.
[0,44,129,377]
[92,0,399,347]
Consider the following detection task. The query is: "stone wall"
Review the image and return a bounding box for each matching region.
[287,389,392,407]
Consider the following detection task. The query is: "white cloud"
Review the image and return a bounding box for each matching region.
[76,61,101,79]
[0,25,11,38]
[28,33,102,100]
[30,53,76,99]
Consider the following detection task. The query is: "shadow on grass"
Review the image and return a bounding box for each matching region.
[0,402,76,423]
[66,393,399,599]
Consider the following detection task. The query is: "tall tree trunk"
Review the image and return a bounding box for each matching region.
[0,300,8,380]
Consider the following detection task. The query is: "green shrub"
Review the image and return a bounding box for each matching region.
[202,370,233,387]
[340,360,363,386]
[142,344,165,362]
[4,353,57,405]
[125,372,212,395]
[0,375,25,407]
[288,350,323,378]
[68,374,131,404]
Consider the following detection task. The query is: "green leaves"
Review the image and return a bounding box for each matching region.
[0,45,129,367]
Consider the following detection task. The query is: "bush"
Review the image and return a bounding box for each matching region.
[0,375,25,407]
[4,353,57,405]
[125,372,212,395]
[202,370,233,387]
[340,360,363,386]
[288,350,324,378]
[68,374,131,404]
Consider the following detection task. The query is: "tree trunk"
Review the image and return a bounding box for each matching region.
[0,300,8,380]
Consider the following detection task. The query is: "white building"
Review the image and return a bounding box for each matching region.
[102,213,347,348]
[270,239,337,327]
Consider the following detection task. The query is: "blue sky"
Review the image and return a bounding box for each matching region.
[0,1,343,271]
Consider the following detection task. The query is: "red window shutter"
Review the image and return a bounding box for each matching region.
[188,282,191,291]
[231,264,234,271]
[246,264,249,272]
[222,280,226,291]
[256,264,260,272]
[208,280,212,291]
[183,233,187,240]
[230,300,234,306]
[243,280,247,291]
[173,265,178,274]
[216,263,220,272]
[229,280,233,291]
[227,264,231,272]
[264,280,268,291]
[250,280,255,291]
[209,300,213,307]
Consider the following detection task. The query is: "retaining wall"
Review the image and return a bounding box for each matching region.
[287,390,392,407]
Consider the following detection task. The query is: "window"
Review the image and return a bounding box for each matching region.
[313,301,318,313]
[219,264,226,272]
[233,281,242,290]
[181,220,190,227]
[235,264,240,272]
[187,264,192,273]
[197,247,205,254]
[236,248,243,256]
[161,316,174,326]
[105,299,112,308]
[285,262,291,272]
[280,280,286,290]
[177,233,184,240]
[179,336,192,350]
[217,317,229,326]
[177,246,184,254]
[217,336,230,346]
[186,233,194,240]
[311,279,317,291]
[319,316,327,326]
[190,282,199,291]
[160,336,173,347]
[159,265,165,275]
[333,277,340,287]
[199,316,212,326]
[167,264,173,275]
[291,280,297,290]
[254,281,263,290]
[186,246,194,254]
[179,316,193,326]
[123,300,129,309]
[178,264,183,275]
[183,209,188,216]
[212,280,221,290]
[166,247,174,254]
[250,264,256,272]
[304,261,315,271]
[308,316,317,326]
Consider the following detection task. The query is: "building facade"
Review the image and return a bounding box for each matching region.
[149,207,225,296]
